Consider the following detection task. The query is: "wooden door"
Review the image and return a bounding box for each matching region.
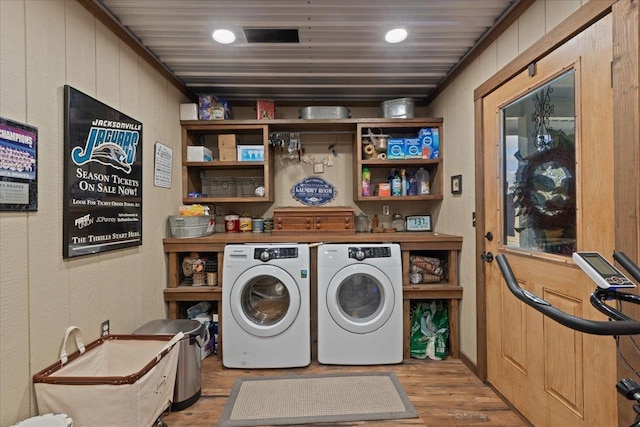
[482,16,618,426]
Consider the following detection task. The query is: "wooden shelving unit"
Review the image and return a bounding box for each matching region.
[163,232,462,360]
[169,117,461,360]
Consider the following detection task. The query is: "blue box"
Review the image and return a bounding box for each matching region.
[386,138,405,159]
[202,316,218,359]
[419,128,439,159]
[237,145,265,162]
[404,138,422,159]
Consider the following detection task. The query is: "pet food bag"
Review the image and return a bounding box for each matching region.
[410,301,449,360]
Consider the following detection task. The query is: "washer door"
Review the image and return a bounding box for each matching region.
[325,264,395,334]
[229,265,301,337]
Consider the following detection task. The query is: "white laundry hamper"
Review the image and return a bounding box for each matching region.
[32,326,182,427]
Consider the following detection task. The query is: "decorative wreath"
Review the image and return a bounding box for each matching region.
[513,147,576,231]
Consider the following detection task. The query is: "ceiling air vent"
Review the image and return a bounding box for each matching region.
[243,28,299,43]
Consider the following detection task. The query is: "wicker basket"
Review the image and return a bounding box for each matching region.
[202,177,236,198]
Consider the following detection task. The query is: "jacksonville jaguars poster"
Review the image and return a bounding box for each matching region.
[63,85,142,258]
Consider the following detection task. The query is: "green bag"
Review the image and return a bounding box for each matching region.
[410,301,449,360]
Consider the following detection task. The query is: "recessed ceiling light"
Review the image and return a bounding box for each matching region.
[212,29,236,44]
[385,28,407,43]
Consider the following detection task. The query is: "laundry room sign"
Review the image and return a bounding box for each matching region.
[290,176,337,206]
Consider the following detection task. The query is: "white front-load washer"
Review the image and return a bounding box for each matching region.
[222,243,310,368]
[317,243,403,365]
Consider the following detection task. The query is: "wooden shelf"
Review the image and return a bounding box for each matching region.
[355,121,443,202]
[403,285,463,300]
[361,158,441,166]
[185,161,265,168]
[163,286,222,302]
[357,195,444,202]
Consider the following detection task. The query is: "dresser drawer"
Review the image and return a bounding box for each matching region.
[272,207,355,235]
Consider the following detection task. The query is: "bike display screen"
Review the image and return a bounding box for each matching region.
[581,253,620,276]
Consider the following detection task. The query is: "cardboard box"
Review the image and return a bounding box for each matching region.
[256,99,275,120]
[378,182,391,196]
[404,138,422,159]
[386,138,405,159]
[179,103,198,121]
[186,146,213,162]
[219,148,236,162]
[218,134,237,149]
[198,95,230,120]
[237,145,265,162]
[419,127,439,159]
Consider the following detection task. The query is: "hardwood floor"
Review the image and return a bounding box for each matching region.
[162,357,530,426]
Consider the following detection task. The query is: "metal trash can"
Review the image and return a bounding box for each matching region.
[133,319,206,411]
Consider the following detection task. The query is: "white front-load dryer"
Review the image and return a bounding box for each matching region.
[222,243,310,368]
[317,243,403,365]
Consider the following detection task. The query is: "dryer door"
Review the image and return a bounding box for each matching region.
[325,264,395,334]
[229,265,301,338]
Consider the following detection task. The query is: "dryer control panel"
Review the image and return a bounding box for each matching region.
[254,247,299,262]
[348,246,391,261]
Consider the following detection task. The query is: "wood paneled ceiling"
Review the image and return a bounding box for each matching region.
[93,0,521,103]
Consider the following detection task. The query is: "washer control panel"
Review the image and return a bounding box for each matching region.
[254,247,299,262]
[348,246,391,261]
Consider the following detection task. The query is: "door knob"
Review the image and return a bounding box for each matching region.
[480,252,494,262]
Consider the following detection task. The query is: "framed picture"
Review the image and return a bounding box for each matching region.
[63,85,143,259]
[451,175,462,195]
[0,117,38,211]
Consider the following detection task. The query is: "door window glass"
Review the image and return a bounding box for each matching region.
[337,274,383,321]
[502,71,576,255]
[241,275,290,325]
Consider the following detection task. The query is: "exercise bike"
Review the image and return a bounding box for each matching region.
[496,251,640,427]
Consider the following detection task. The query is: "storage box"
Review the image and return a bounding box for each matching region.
[187,146,213,162]
[237,145,265,162]
[33,326,182,427]
[386,138,405,159]
[198,95,231,120]
[378,182,391,196]
[201,314,219,359]
[168,215,215,238]
[201,177,264,198]
[202,177,236,197]
[404,138,422,159]
[256,99,275,120]
[180,103,198,121]
[236,177,265,197]
[419,127,439,159]
[218,134,237,149]
[299,106,350,119]
[381,97,415,118]
[219,148,236,162]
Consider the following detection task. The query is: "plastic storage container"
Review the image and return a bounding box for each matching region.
[362,167,371,196]
[416,167,430,195]
[133,319,207,411]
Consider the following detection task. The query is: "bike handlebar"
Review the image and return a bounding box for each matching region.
[496,254,640,336]
[615,251,640,283]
